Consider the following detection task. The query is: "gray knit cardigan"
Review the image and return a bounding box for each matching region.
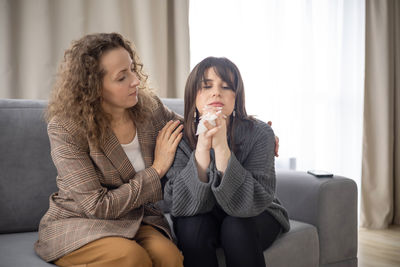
[163,119,290,232]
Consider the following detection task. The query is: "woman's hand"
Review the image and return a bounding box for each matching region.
[152,120,183,178]
[194,120,219,182]
[211,112,229,152]
[196,120,214,152]
[267,121,280,157]
[212,112,231,173]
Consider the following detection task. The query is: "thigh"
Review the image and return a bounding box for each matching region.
[255,210,282,250]
[173,212,220,248]
[173,213,221,267]
[135,224,183,267]
[54,236,152,267]
[220,211,281,267]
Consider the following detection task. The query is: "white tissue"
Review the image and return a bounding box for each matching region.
[196,112,218,135]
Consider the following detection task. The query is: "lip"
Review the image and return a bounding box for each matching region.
[208,102,224,107]
[129,91,137,96]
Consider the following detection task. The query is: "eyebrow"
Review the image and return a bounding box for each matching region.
[202,78,231,84]
[115,68,128,77]
[113,62,134,78]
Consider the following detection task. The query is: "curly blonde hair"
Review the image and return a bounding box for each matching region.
[47,33,155,148]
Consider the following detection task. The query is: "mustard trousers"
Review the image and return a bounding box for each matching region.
[54,225,183,267]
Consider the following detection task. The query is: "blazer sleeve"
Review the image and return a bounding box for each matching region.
[48,119,162,220]
[211,123,277,217]
[164,140,216,216]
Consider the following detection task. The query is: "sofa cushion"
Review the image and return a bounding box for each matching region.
[264,220,319,267]
[0,232,55,266]
[0,220,318,267]
[0,99,57,234]
[215,220,319,267]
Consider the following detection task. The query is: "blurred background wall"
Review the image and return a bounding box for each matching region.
[0,0,190,99]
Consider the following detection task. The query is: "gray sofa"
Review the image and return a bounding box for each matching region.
[0,98,358,267]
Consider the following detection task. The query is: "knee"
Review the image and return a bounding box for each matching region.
[153,242,184,267]
[220,216,257,244]
[106,237,152,267]
[174,215,217,251]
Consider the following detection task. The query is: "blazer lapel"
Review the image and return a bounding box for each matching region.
[101,127,136,183]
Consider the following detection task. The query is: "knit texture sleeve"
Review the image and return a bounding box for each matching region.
[164,140,216,216]
[211,122,276,217]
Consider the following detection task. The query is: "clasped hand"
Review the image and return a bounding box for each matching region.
[195,107,231,175]
[196,106,229,153]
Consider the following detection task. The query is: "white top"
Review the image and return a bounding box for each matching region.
[121,133,145,172]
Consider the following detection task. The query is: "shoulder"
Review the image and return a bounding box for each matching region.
[253,120,275,150]
[146,94,171,119]
[133,94,164,125]
[238,118,274,141]
[47,116,87,147]
[145,94,171,115]
[149,94,163,111]
[143,95,183,132]
[48,116,78,134]
[233,119,275,158]
[134,92,160,115]
[254,119,274,138]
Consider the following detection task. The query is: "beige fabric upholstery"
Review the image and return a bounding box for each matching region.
[361,0,400,228]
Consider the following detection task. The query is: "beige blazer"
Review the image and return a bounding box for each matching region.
[35,96,180,262]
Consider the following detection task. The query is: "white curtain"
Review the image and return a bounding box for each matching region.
[0,0,189,99]
[189,0,365,186]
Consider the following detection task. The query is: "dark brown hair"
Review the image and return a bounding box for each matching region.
[184,57,254,152]
[46,32,155,148]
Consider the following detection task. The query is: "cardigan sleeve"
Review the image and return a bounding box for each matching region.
[49,118,162,220]
[211,123,277,217]
[164,140,216,216]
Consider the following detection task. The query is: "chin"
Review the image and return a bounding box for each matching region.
[127,98,138,108]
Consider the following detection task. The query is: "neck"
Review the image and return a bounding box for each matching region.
[109,109,132,127]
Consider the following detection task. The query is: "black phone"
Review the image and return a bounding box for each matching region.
[307,170,333,178]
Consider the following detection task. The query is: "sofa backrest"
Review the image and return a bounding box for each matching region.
[0,98,184,234]
[161,98,184,117]
[0,99,57,233]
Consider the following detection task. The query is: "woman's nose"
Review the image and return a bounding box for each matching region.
[211,86,222,96]
[130,72,140,87]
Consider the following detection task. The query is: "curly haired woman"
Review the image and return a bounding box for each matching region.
[34,33,184,267]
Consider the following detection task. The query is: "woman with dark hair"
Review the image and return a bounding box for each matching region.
[34,33,183,267]
[164,57,290,267]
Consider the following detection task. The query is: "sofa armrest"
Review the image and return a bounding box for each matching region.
[276,170,358,266]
